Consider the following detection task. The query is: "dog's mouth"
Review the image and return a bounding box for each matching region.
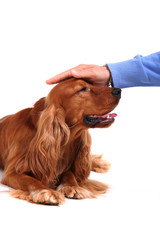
[83,112,117,127]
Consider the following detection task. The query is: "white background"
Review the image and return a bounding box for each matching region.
[0,0,160,239]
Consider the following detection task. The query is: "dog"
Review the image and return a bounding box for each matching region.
[0,78,121,205]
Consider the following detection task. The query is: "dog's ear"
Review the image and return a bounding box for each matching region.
[16,104,70,184]
[72,130,91,183]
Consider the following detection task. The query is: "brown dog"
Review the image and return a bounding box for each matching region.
[0,78,121,205]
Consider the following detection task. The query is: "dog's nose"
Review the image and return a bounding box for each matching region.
[111,88,121,98]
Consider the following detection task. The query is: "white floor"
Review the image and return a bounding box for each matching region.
[1,87,160,240]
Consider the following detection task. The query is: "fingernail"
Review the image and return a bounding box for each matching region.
[46,79,51,84]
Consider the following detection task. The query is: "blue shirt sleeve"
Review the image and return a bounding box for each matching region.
[107,52,160,88]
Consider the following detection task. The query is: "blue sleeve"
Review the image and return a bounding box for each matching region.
[107,52,160,88]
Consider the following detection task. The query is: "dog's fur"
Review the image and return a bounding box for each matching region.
[0,79,120,205]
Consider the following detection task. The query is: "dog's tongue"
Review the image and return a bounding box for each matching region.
[102,113,117,118]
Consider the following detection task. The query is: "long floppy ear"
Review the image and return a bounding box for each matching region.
[72,130,91,183]
[16,104,70,184]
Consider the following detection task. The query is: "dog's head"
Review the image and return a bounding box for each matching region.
[47,78,121,129]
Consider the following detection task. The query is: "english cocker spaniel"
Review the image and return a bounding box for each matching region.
[0,78,121,205]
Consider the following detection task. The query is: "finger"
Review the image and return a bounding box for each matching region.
[71,68,94,80]
[46,69,73,84]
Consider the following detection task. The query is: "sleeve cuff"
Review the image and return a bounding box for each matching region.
[107,56,147,88]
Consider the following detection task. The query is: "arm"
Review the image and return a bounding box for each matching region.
[46,52,160,89]
[108,52,160,88]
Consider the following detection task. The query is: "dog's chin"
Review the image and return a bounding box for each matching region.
[83,112,117,128]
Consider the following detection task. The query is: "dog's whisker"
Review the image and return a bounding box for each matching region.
[69,122,80,129]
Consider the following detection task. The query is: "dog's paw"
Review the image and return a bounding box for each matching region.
[10,190,31,201]
[30,189,65,205]
[57,185,95,199]
[91,154,111,173]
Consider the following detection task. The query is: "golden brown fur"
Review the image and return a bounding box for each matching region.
[0,78,120,205]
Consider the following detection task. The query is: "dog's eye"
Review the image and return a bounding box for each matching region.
[78,87,90,92]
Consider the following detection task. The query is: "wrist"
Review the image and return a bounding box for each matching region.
[103,65,114,87]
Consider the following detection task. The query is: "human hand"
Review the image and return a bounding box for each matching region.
[46,64,111,87]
